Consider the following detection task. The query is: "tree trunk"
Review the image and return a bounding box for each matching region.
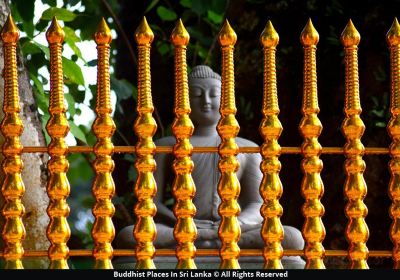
[0,0,49,268]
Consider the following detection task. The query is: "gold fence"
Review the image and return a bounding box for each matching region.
[0,14,399,269]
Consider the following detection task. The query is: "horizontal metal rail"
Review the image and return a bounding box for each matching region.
[21,146,389,155]
[0,249,392,258]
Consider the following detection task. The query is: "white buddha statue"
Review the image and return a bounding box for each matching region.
[115,65,305,268]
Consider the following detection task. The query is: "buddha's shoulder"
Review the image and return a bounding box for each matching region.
[155,136,175,145]
[236,137,259,147]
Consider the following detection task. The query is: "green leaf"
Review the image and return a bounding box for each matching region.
[207,10,223,24]
[64,27,85,61]
[29,73,49,113]
[111,76,136,101]
[69,85,86,103]
[21,40,42,55]
[197,45,208,59]
[67,0,81,6]
[22,20,35,38]
[64,26,81,42]
[210,0,227,14]
[62,57,85,85]
[15,0,34,22]
[156,6,177,21]
[40,114,51,145]
[29,73,44,96]
[191,0,208,16]
[186,27,213,45]
[65,94,76,117]
[41,7,77,22]
[156,41,170,56]
[145,0,160,13]
[28,41,50,59]
[375,122,386,128]
[42,0,57,5]
[67,153,93,186]
[66,40,85,62]
[69,121,87,144]
[86,59,97,67]
[180,0,192,8]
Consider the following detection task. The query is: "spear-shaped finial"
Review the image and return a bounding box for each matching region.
[171,18,189,46]
[94,17,112,45]
[1,14,19,43]
[46,16,65,44]
[300,18,319,46]
[387,18,400,46]
[341,19,360,47]
[135,16,154,45]
[219,19,237,46]
[260,20,279,47]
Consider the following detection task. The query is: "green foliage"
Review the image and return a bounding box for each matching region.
[143,0,228,68]
[156,6,177,21]
[41,7,77,21]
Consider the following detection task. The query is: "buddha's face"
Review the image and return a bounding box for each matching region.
[189,77,221,126]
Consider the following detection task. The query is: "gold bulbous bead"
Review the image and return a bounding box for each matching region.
[46,17,65,44]
[341,19,361,47]
[300,19,319,46]
[135,17,154,45]
[260,20,279,48]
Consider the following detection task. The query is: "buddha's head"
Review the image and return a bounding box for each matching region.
[188,65,221,127]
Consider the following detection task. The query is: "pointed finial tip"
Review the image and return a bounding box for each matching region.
[46,16,65,44]
[1,14,20,43]
[135,16,154,45]
[219,19,237,46]
[95,17,112,44]
[300,18,319,46]
[171,19,189,46]
[260,20,279,47]
[387,17,400,46]
[341,19,360,47]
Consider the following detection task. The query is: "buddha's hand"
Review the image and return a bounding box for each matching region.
[196,228,219,241]
[237,217,261,233]
[193,219,217,229]
[193,219,218,241]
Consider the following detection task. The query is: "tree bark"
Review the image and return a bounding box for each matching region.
[0,0,49,268]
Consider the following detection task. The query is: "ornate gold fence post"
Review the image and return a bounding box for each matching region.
[387,17,400,269]
[299,19,326,269]
[217,20,241,269]
[133,17,157,269]
[340,20,369,269]
[45,17,71,269]
[259,21,284,269]
[0,14,26,269]
[170,19,197,269]
[92,18,116,269]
